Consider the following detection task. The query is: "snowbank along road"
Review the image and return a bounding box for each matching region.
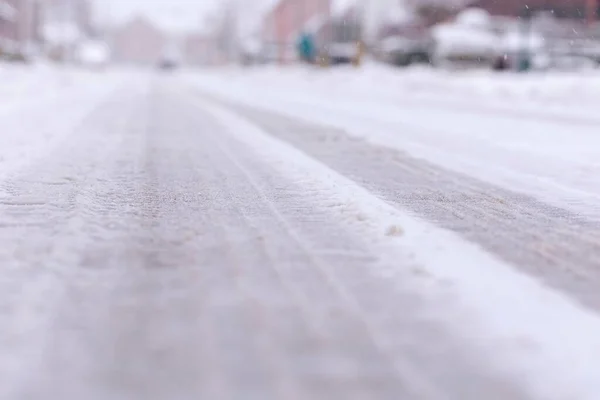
[2,70,600,400]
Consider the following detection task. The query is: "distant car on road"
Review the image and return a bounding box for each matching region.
[323,15,361,65]
[327,42,358,65]
[158,58,177,71]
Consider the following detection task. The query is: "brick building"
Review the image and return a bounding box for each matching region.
[262,0,331,62]
[469,0,598,20]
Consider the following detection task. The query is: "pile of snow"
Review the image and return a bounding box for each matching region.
[433,8,499,60]
[455,8,492,28]
[433,25,498,59]
[75,41,110,66]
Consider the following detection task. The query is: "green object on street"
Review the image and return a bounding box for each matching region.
[518,57,531,72]
[297,33,316,63]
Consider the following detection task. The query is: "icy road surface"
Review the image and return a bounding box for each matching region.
[3,72,600,400]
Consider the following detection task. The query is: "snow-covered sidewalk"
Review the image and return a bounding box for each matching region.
[185,64,600,219]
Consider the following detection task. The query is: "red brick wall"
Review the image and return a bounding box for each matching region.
[265,0,331,62]
[470,0,595,18]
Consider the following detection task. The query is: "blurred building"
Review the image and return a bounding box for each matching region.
[39,0,95,61]
[329,4,363,42]
[213,1,239,63]
[262,0,331,63]
[0,0,19,54]
[111,16,166,65]
[42,0,93,35]
[469,0,597,20]
[1,0,43,57]
[1,0,99,60]
[20,0,44,52]
[183,32,216,66]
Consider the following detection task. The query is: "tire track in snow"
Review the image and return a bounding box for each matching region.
[0,81,151,399]
[171,87,530,400]
[0,78,531,399]
[217,100,600,312]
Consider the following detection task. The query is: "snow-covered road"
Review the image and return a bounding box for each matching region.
[3,69,600,399]
[187,66,600,308]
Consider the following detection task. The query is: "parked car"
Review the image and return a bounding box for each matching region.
[158,58,177,71]
[322,15,361,65]
[379,34,433,67]
[431,8,500,69]
[327,42,358,65]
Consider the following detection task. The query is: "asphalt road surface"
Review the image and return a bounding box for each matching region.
[0,75,593,400]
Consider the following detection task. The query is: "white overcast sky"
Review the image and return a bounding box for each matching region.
[102,0,363,33]
[99,0,474,40]
[103,0,278,33]
[104,0,218,32]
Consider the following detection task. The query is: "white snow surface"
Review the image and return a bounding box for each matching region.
[0,66,126,179]
[186,89,600,400]
[186,64,600,219]
[4,65,600,398]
